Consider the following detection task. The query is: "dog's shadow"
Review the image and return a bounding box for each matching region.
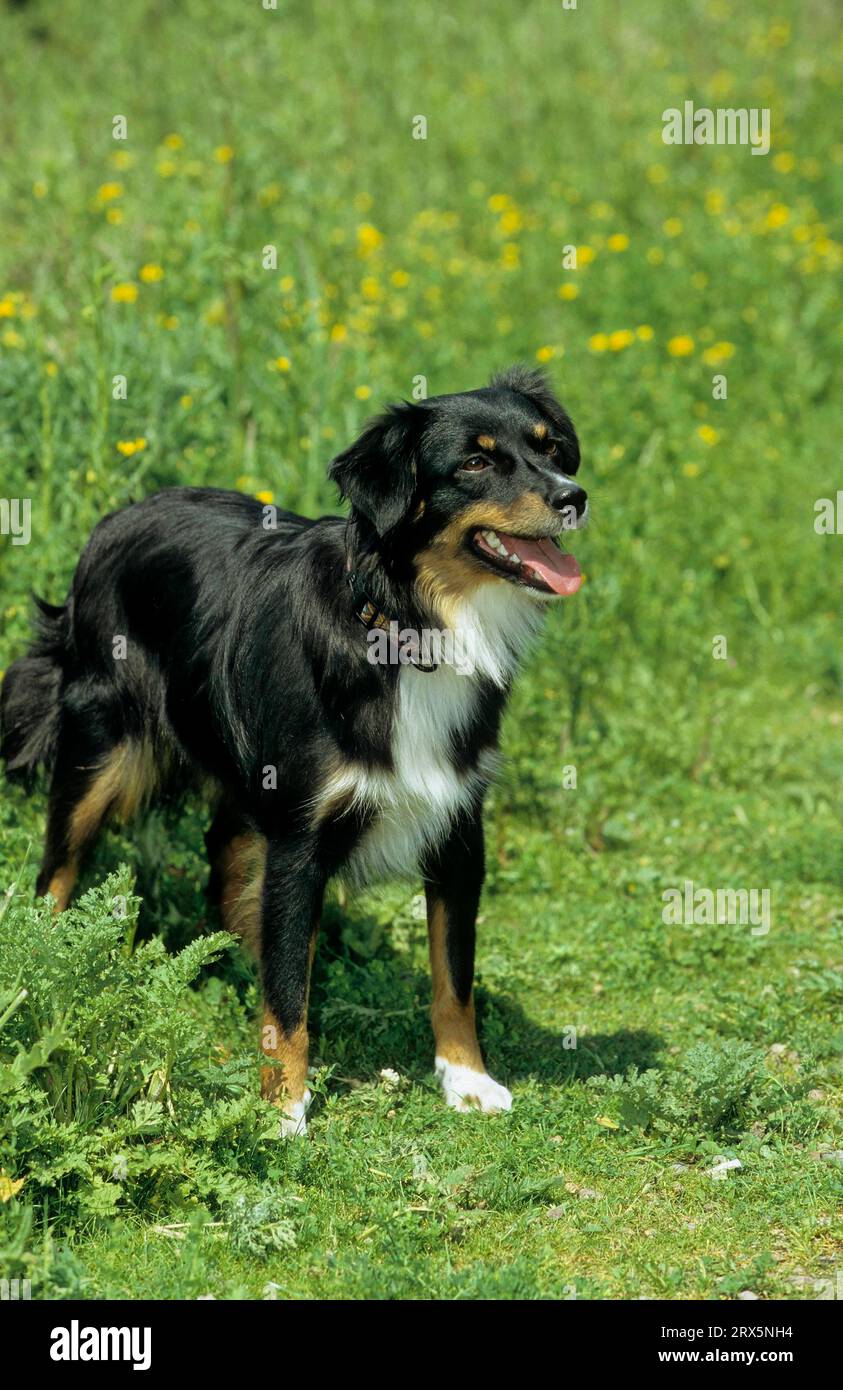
[306,899,663,1089]
[101,819,663,1092]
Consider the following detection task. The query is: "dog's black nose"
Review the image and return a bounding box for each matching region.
[548,480,587,522]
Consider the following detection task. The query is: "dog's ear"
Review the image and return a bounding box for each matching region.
[491,364,580,474]
[329,402,423,536]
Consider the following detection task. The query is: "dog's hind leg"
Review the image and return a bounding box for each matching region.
[422,808,513,1115]
[35,696,154,912]
[259,837,325,1137]
[205,803,266,956]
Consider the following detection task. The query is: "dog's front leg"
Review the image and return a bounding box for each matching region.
[260,837,324,1137]
[422,809,512,1115]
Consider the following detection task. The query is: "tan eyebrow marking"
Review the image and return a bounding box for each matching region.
[533,422,548,440]
[477,434,496,451]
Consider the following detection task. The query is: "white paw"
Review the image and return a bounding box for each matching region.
[435,1058,512,1114]
[279,1089,311,1138]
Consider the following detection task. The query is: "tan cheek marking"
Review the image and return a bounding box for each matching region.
[414,494,553,622]
[533,422,548,440]
[427,896,484,1070]
[477,435,496,452]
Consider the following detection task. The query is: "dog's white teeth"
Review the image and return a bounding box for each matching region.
[482,529,497,545]
[510,551,521,564]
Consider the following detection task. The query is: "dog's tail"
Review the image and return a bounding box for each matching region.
[1,596,70,786]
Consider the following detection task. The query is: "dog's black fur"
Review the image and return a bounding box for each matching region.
[1,365,585,1127]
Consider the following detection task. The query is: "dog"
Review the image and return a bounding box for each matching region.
[0,365,586,1134]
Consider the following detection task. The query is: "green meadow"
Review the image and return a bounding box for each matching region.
[0,0,841,1299]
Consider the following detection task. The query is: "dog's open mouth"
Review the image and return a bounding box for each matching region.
[470,528,582,595]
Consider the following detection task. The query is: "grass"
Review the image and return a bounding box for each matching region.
[0,0,841,1300]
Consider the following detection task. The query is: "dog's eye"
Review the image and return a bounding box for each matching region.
[544,441,558,456]
[459,457,491,473]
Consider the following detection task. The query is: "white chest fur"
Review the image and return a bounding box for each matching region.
[340,661,494,886]
[316,583,542,887]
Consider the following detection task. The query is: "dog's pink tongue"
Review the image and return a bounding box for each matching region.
[505,534,582,595]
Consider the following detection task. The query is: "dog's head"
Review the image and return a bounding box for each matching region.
[330,366,586,614]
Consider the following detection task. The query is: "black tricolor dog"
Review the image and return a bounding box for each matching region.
[1,366,586,1134]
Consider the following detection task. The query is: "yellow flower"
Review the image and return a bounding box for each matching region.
[487,193,512,213]
[278,275,295,293]
[0,1172,25,1202]
[558,283,578,300]
[0,298,15,318]
[116,438,147,456]
[32,180,48,199]
[499,208,523,236]
[2,329,23,349]
[214,145,234,163]
[535,345,556,362]
[588,333,609,352]
[663,217,683,237]
[140,263,165,283]
[608,329,634,351]
[607,233,629,252]
[577,245,596,265]
[184,219,201,235]
[111,282,138,303]
[682,463,700,478]
[356,223,383,256]
[667,334,695,357]
[636,324,654,341]
[390,269,410,288]
[110,150,133,170]
[204,299,226,326]
[702,340,735,366]
[500,242,520,269]
[45,360,58,377]
[85,469,97,484]
[355,384,372,400]
[97,182,123,203]
[773,151,796,173]
[329,324,348,343]
[163,133,185,150]
[106,208,123,226]
[647,164,668,184]
[158,314,179,330]
[697,424,720,446]
[360,276,380,301]
[272,355,291,372]
[705,189,724,215]
[255,489,274,505]
[766,203,789,229]
[180,394,193,409]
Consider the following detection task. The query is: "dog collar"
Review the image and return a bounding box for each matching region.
[346,569,438,672]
